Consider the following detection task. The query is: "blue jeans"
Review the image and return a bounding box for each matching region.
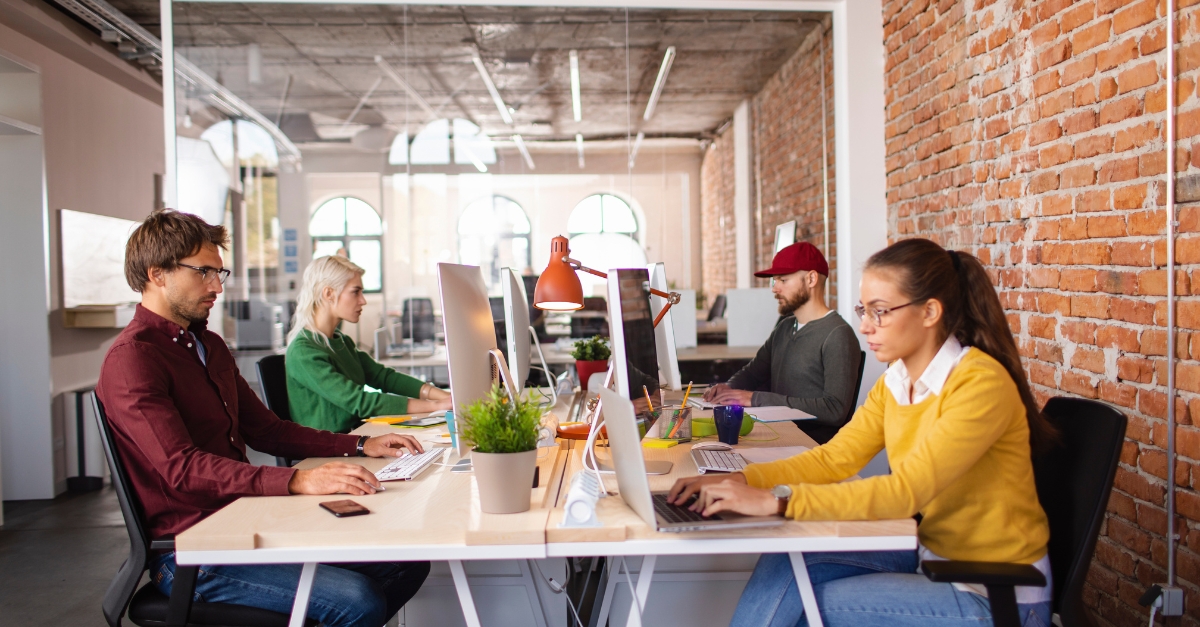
[730,551,1051,627]
[151,552,430,627]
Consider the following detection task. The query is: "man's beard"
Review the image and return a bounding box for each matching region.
[776,284,810,315]
[168,290,215,326]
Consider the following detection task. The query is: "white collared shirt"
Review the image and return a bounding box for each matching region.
[888,336,1052,603]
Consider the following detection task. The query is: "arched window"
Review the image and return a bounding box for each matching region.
[457,195,531,291]
[567,194,646,291]
[310,197,384,292]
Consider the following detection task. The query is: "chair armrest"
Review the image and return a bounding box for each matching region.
[149,535,176,550]
[921,560,1046,587]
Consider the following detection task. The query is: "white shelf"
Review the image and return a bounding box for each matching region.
[0,113,40,136]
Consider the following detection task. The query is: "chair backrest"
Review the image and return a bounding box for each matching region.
[400,297,436,341]
[847,350,866,423]
[707,294,727,321]
[92,394,151,627]
[1035,397,1127,626]
[256,354,291,423]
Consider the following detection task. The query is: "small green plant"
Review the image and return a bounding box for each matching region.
[460,385,541,454]
[570,335,611,361]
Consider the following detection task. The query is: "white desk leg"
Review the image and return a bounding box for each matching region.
[288,562,318,627]
[448,560,483,627]
[593,557,619,627]
[788,552,824,627]
[623,555,657,627]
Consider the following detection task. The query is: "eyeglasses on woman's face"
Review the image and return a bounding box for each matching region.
[854,301,917,327]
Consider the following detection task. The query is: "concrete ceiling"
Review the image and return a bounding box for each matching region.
[99,3,824,143]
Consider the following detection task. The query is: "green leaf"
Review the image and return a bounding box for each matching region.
[570,335,611,361]
[458,385,542,454]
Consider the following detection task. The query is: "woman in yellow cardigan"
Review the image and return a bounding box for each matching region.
[670,238,1057,627]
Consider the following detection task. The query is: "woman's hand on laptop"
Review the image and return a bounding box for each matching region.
[668,473,747,506]
[363,434,424,457]
[691,481,777,518]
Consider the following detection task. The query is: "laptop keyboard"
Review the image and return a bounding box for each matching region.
[652,493,721,524]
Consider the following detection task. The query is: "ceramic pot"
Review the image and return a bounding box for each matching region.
[575,359,609,392]
[472,449,537,514]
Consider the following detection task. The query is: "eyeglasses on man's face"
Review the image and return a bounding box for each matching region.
[177,263,232,285]
[854,301,916,327]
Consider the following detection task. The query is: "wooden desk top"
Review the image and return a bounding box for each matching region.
[176,395,915,561]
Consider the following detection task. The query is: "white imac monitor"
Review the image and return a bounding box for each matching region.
[437,263,517,456]
[646,262,682,391]
[606,268,661,412]
[501,267,531,388]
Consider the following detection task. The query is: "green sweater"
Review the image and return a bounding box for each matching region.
[285,330,425,433]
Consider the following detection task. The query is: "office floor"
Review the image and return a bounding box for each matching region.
[0,486,128,626]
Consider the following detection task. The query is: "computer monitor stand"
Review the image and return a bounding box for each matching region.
[580,365,673,477]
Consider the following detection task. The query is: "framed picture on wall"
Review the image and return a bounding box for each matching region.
[774,221,797,254]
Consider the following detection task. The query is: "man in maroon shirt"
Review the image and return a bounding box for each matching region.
[97,210,428,627]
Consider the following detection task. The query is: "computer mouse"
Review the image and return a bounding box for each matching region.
[691,442,733,451]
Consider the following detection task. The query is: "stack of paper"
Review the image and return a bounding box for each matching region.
[746,406,816,422]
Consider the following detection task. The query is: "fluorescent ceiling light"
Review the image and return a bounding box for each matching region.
[460,145,488,173]
[247,43,262,85]
[628,131,644,168]
[513,134,536,169]
[375,55,437,119]
[570,50,582,122]
[474,53,514,125]
[576,133,585,169]
[643,46,676,121]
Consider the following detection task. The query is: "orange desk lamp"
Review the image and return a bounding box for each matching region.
[534,235,681,442]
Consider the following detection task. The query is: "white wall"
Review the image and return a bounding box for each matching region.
[0,0,163,497]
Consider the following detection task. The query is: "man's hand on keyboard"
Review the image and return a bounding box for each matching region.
[702,384,731,402]
[288,462,384,496]
[668,472,747,506]
[363,434,425,458]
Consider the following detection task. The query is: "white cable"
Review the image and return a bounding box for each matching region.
[1149,605,1157,626]
[529,327,558,408]
[530,559,585,627]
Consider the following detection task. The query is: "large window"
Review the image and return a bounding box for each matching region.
[567,194,646,291]
[310,197,384,292]
[457,195,531,291]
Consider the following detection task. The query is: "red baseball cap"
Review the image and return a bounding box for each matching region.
[754,242,829,278]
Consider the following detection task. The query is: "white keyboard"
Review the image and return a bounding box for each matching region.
[692,449,748,474]
[687,398,719,410]
[375,448,445,482]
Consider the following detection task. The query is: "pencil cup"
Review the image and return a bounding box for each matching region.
[659,407,692,442]
[713,405,744,445]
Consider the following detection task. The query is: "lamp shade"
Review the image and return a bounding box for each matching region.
[534,235,584,311]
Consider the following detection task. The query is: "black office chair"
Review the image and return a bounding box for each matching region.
[255,355,296,468]
[707,294,727,321]
[570,297,609,338]
[847,350,866,423]
[922,396,1127,627]
[400,298,436,342]
[92,395,315,627]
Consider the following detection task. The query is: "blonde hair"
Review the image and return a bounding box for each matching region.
[288,255,366,348]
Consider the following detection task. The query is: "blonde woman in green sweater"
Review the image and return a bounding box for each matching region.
[285,255,452,433]
[670,238,1058,627]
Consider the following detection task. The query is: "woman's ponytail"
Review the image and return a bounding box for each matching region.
[866,239,1058,453]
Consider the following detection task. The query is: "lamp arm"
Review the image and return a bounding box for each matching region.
[563,256,681,327]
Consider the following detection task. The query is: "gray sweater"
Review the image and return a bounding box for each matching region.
[726,311,863,444]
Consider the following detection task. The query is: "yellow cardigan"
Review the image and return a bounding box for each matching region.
[742,348,1049,565]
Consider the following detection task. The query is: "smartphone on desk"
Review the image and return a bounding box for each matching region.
[320,500,370,518]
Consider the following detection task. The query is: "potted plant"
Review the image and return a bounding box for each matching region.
[460,385,542,514]
[571,335,611,393]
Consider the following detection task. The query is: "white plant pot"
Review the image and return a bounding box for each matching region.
[472,449,537,514]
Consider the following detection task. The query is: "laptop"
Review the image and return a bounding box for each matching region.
[599,388,785,533]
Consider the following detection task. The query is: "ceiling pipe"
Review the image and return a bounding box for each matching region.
[375,55,438,119]
[1166,0,1180,593]
[570,49,582,122]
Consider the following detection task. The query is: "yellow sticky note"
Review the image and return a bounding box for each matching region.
[363,415,411,425]
[642,438,679,449]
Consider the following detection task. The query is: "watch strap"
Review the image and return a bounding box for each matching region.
[355,435,369,457]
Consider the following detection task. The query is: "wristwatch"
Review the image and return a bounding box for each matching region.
[356,435,369,457]
[771,485,793,516]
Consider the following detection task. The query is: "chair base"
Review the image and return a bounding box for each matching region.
[127,583,317,627]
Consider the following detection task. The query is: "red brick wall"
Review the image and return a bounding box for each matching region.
[883,0,1191,624]
[700,23,837,307]
[755,23,838,307]
[701,129,737,305]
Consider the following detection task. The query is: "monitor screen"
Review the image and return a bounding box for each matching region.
[607,268,660,415]
[646,262,681,390]
[502,268,532,388]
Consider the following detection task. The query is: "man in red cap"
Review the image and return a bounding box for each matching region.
[704,242,863,443]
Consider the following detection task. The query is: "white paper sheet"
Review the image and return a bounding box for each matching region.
[736,446,812,464]
[746,406,816,422]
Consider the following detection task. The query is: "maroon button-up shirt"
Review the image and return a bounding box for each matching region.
[97,305,359,539]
